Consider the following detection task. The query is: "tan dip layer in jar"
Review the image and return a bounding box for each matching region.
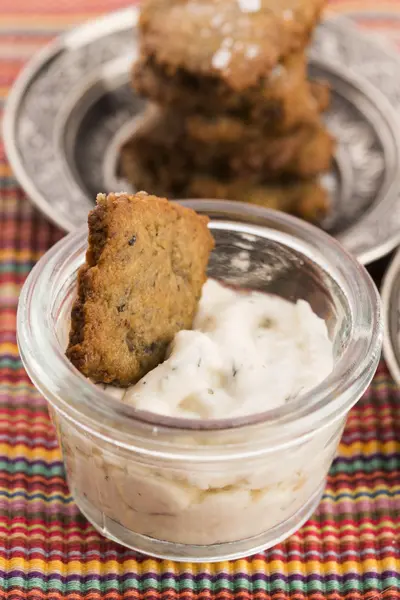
[18,201,382,561]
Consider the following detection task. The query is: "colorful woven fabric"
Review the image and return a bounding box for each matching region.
[1,1,400,598]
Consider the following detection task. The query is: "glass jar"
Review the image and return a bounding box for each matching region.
[17,201,382,562]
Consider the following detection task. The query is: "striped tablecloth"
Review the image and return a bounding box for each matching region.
[1,2,399,598]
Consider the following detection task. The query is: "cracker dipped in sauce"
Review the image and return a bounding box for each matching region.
[66,192,215,386]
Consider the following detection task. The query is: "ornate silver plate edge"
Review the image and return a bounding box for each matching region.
[3,7,139,233]
[381,249,400,385]
[4,6,400,266]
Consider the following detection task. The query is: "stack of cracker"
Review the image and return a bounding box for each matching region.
[122,0,335,222]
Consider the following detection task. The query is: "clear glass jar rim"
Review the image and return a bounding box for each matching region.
[17,201,382,447]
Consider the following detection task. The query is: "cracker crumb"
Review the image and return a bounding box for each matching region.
[211,13,224,27]
[245,44,260,59]
[212,47,232,69]
[221,22,233,35]
[283,9,294,21]
[222,37,234,48]
[237,0,261,13]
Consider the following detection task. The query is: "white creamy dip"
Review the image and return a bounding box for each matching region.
[61,281,341,548]
[102,280,333,419]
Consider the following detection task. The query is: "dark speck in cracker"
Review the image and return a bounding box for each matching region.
[128,235,137,246]
[126,331,135,352]
[144,342,158,355]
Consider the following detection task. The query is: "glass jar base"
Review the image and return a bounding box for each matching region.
[73,481,326,562]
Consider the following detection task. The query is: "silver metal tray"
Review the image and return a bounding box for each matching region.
[4,7,400,265]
